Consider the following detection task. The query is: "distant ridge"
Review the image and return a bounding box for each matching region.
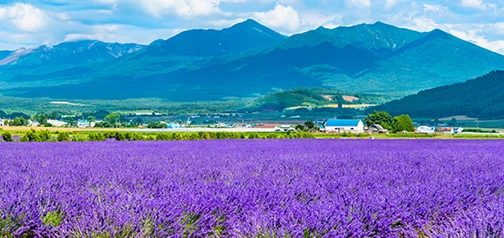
[0,40,145,67]
[0,20,503,102]
[370,71,504,119]
[279,21,425,57]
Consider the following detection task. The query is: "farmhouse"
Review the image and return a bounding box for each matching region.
[77,119,94,128]
[439,127,454,134]
[47,119,68,127]
[166,123,184,129]
[324,119,365,133]
[416,126,435,134]
[253,124,277,129]
[28,120,40,127]
[367,124,389,134]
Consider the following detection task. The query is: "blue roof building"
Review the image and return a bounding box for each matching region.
[166,123,184,129]
[324,119,365,133]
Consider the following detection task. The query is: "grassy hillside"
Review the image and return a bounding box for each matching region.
[247,88,392,112]
[371,71,504,119]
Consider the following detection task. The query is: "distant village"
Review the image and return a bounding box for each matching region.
[0,110,488,135]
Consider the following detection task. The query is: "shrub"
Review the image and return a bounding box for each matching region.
[22,129,40,142]
[2,131,13,142]
[266,134,278,139]
[38,130,51,142]
[156,133,170,141]
[248,133,260,139]
[88,133,106,141]
[129,133,145,141]
[57,132,71,142]
[113,132,127,141]
[171,133,182,140]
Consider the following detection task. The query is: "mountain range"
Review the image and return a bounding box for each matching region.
[0,19,503,102]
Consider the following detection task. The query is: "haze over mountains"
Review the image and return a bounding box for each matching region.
[0,19,503,102]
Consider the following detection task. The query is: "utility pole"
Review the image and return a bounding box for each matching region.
[477,120,479,135]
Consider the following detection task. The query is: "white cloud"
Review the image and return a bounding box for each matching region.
[0,3,47,32]
[0,0,504,56]
[449,29,504,54]
[300,11,342,30]
[63,24,184,44]
[385,0,398,9]
[404,17,440,32]
[460,0,489,10]
[93,0,119,5]
[207,18,247,28]
[253,3,301,33]
[132,0,246,18]
[423,4,443,13]
[346,0,372,8]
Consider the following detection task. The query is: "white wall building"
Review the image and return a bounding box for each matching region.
[324,119,365,133]
[416,126,435,134]
[47,120,68,127]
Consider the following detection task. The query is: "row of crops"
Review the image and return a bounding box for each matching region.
[2,129,503,143]
[0,129,315,142]
[1,139,504,236]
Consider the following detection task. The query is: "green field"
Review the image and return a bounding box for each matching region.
[1,127,503,142]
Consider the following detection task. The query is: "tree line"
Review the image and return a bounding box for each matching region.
[0,130,315,143]
[365,111,415,133]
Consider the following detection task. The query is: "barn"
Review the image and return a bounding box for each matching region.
[324,119,365,133]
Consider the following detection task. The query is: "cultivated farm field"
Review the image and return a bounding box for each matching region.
[1,140,504,237]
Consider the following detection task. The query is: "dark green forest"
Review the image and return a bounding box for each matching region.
[371,71,504,119]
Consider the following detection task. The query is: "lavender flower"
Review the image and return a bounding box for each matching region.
[0,140,503,237]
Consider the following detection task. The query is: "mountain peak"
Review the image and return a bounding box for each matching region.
[365,21,398,30]
[429,28,448,35]
[228,19,270,31]
[242,19,261,25]
[424,29,455,40]
[145,18,285,57]
[371,21,387,26]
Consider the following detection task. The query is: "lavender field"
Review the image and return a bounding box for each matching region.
[1,139,504,237]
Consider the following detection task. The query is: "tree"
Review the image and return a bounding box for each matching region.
[9,117,28,126]
[304,121,315,130]
[49,111,59,120]
[391,114,415,133]
[295,124,306,131]
[87,116,96,122]
[147,121,165,129]
[365,111,394,129]
[104,113,121,128]
[66,118,76,127]
[33,113,48,124]
[448,118,458,126]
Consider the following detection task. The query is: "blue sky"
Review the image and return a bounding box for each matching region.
[1,0,504,53]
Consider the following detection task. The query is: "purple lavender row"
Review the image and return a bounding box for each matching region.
[1,139,504,237]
